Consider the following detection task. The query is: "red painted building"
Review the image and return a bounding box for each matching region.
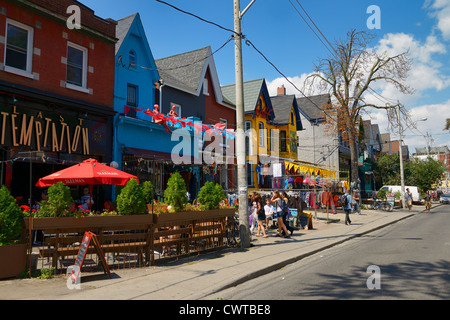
[0,0,117,207]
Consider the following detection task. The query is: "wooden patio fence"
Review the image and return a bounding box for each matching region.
[22,209,237,274]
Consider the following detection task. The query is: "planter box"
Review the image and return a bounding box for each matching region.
[23,215,155,231]
[0,243,27,279]
[152,208,236,225]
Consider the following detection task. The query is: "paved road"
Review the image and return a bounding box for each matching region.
[210,205,450,300]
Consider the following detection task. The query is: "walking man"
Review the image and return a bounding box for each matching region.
[343,189,353,225]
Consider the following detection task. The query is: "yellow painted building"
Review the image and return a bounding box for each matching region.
[222,79,304,188]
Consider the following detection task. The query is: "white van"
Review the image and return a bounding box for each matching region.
[379,186,420,202]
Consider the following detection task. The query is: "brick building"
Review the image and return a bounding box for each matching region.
[0,0,117,207]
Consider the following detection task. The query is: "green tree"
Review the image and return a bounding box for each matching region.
[141,180,154,204]
[198,182,226,210]
[406,158,445,194]
[373,153,401,187]
[39,182,73,217]
[0,186,23,245]
[117,179,147,215]
[164,172,187,212]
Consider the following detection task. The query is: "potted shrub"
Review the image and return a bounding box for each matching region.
[38,182,73,217]
[163,172,187,212]
[197,182,226,210]
[142,180,154,205]
[117,178,147,215]
[0,186,26,279]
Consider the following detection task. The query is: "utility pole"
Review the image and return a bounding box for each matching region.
[234,0,255,248]
[397,104,406,209]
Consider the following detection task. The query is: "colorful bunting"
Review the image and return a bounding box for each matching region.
[141,106,236,139]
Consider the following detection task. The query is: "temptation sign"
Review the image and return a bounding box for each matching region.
[70,232,111,283]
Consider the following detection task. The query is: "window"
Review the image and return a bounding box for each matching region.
[245,121,252,156]
[127,84,138,117]
[290,112,294,126]
[258,122,265,147]
[66,42,88,90]
[280,130,287,152]
[270,129,276,152]
[220,118,227,146]
[203,78,209,95]
[4,19,34,76]
[246,161,253,186]
[129,50,136,68]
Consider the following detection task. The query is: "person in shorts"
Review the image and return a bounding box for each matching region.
[424,190,432,214]
[405,188,413,212]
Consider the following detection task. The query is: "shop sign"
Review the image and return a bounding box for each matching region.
[0,105,91,155]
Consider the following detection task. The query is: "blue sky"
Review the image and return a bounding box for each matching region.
[81,0,450,153]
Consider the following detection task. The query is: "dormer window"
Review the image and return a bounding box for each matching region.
[129,50,137,68]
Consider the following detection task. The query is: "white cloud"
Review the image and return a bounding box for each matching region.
[426,0,450,40]
[266,73,324,98]
[372,32,450,103]
[370,100,450,151]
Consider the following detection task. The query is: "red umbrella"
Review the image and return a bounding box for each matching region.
[36,159,139,187]
[36,159,138,211]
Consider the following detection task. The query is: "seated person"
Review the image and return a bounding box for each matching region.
[80,187,94,211]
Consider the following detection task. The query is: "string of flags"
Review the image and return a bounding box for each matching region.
[124,105,236,139]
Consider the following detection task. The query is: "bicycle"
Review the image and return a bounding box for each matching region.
[371,198,393,212]
[226,211,240,247]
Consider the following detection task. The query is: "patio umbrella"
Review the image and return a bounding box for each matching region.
[35,159,139,210]
[36,159,139,187]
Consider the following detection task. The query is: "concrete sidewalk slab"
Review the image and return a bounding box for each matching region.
[0,206,425,300]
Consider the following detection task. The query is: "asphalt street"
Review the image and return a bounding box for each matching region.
[207,205,450,300]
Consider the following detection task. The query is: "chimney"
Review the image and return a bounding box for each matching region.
[277,85,286,96]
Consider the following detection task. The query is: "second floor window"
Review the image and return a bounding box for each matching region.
[67,43,87,88]
[127,84,138,117]
[280,130,287,152]
[5,19,34,75]
[258,122,265,147]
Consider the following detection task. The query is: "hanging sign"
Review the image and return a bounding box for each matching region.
[70,231,111,283]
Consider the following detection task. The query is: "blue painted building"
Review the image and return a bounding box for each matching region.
[113,13,196,199]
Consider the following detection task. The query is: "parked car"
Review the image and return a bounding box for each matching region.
[440,193,450,204]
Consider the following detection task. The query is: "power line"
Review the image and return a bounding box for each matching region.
[123,36,234,72]
[155,0,239,36]
[155,0,337,123]
[288,0,336,57]
[244,37,338,123]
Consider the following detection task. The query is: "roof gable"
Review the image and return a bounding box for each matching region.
[155,47,224,103]
[271,94,303,130]
[115,13,158,76]
[221,78,273,115]
[296,94,330,122]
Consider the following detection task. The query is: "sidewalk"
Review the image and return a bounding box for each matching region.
[0,206,427,300]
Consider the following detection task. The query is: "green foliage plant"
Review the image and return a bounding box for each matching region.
[141,180,155,204]
[197,182,226,210]
[116,179,147,215]
[38,182,73,217]
[0,186,23,245]
[163,172,187,212]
